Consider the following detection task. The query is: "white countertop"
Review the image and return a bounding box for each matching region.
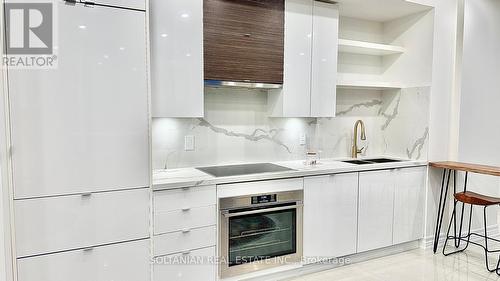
[153,157,428,191]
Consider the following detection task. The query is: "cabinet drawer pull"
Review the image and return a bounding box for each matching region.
[181,207,191,212]
[81,193,92,198]
[181,228,191,233]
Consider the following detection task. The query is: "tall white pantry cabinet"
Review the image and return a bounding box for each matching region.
[6,1,151,280]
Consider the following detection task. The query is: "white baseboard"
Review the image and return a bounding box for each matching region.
[423,224,500,250]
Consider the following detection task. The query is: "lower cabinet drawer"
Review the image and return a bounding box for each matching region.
[154,205,216,235]
[153,247,216,281]
[17,239,150,281]
[15,188,150,257]
[153,225,216,257]
[154,185,216,214]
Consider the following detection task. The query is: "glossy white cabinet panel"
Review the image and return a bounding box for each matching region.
[304,173,358,261]
[8,3,149,199]
[154,205,216,235]
[94,0,145,10]
[153,225,216,257]
[154,185,216,213]
[358,170,395,252]
[393,167,426,244]
[310,1,338,117]
[150,0,204,117]
[17,239,150,281]
[153,246,216,281]
[15,188,149,257]
[269,0,313,117]
[269,0,338,117]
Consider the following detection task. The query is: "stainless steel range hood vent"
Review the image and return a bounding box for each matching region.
[204,80,282,89]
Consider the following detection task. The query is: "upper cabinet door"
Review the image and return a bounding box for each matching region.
[150,0,204,117]
[204,0,284,84]
[277,0,313,117]
[310,1,338,117]
[8,3,149,199]
[92,0,145,11]
[268,0,338,118]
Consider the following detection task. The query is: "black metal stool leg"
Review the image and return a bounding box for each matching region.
[455,172,469,248]
[483,206,495,272]
[443,202,473,256]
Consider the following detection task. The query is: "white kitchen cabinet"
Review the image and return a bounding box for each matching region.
[393,167,426,244]
[17,239,150,281]
[269,0,313,117]
[154,205,216,235]
[150,0,204,117]
[269,0,338,117]
[8,3,149,199]
[304,173,358,262]
[153,246,216,281]
[310,0,338,117]
[153,225,216,257]
[154,185,216,213]
[358,170,395,252]
[15,188,150,258]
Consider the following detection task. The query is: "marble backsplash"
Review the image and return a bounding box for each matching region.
[152,86,430,169]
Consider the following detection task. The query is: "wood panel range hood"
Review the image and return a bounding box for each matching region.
[203,0,285,89]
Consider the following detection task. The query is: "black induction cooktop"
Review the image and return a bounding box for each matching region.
[196,163,294,177]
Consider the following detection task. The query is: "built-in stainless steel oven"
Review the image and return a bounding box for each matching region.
[219,190,303,278]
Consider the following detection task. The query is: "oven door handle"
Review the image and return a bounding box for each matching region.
[222,204,303,218]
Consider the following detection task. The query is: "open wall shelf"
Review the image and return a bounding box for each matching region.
[336,80,403,90]
[338,39,405,56]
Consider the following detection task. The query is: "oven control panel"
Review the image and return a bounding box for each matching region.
[251,194,277,204]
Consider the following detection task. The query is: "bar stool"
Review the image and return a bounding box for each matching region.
[443,191,500,275]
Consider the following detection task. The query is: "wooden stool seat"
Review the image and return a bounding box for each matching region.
[454,191,500,206]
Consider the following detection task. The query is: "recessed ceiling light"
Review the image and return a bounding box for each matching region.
[181,13,189,18]
[78,25,87,29]
[161,33,168,38]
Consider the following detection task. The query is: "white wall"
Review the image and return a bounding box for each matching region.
[457,0,500,229]
[459,0,500,163]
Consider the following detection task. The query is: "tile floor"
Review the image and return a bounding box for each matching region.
[288,248,500,281]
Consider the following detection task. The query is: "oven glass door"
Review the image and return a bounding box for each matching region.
[228,207,297,267]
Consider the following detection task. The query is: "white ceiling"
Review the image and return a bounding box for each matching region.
[335,0,433,22]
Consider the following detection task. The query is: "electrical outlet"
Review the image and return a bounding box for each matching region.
[299,133,306,146]
[184,135,195,151]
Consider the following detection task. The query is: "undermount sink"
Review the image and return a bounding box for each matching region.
[364,158,403,163]
[342,160,374,165]
[342,158,404,165]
